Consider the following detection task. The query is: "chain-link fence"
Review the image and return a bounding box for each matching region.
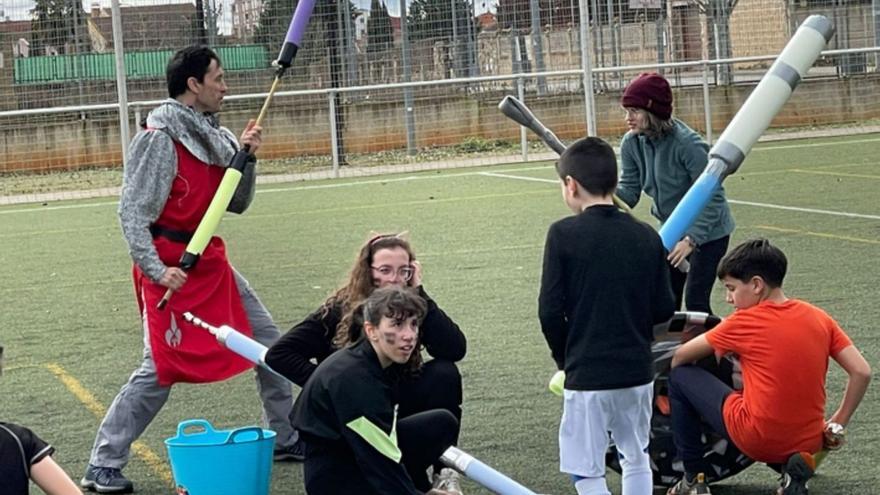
[2,0,879,199]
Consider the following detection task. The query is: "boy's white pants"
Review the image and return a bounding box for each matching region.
[559,382,654,495]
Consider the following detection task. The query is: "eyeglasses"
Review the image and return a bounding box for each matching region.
[371,265,414,281]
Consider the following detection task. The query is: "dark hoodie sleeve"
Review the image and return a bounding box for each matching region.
[417,286,467,362]
[332,377,421,495]
[538,222,568,369]
[341,423,421,495]
[227,153,256,214]
[652,236,677,325]
[266,306,339,387]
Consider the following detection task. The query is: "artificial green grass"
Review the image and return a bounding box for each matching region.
[1,133,878,494]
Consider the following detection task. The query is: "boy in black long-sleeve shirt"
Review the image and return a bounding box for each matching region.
[539,137,676,495]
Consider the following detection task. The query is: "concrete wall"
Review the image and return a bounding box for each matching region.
[730,0,790,62]
[2,74,879,172]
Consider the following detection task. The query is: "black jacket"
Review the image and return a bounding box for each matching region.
[292,339,420,494]
[538,205,676,390]
[266,286,466,387]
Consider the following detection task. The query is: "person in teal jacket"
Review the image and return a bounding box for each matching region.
[618,72,735,314]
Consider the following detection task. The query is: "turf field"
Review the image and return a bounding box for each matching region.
[1,133,878,494]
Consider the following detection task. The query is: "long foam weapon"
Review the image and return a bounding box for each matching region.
[498,95,631,214]
[157,0,318,310]
[498,95,689,272]
[440,447,538,495]
[182,312,539,494]
[658,15,834,249]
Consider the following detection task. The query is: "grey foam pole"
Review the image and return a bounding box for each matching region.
[658,15,834,250]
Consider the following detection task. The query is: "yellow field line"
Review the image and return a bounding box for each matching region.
[789,169,880,180]
[754,225,880,246]
[44,363,173,487]
[2,364,42,372]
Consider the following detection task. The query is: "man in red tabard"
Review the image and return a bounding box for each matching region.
[81,46,301,494]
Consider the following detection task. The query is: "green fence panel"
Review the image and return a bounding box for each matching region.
[14,45,269,85]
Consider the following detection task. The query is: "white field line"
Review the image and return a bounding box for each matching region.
[727,200,880,221]
[0,164,555,215]
[480,172,556,184]
[2,137,877,217]
[751,136,880,151]
[3,133,879,209]
[479,172,880,221]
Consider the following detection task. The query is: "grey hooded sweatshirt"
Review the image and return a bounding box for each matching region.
[118,99,256,281]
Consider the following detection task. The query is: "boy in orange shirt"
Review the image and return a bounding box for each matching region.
[666,238,871,495]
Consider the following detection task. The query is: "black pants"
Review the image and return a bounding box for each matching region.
[669,235,730,314]
[397,359,463,486]
[302,409,458,494]
[668,365,733,476]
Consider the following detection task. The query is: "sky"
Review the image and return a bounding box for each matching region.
[1,0,494,20]
[1,0,495,27]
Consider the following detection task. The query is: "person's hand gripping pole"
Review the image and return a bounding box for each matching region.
[156,0,318,310]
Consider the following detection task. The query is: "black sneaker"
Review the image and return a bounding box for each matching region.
[273,437,305,462]
[81,464,134,493]
[778,452,815,495]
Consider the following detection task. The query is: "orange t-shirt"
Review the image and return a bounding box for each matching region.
[705,299,852,464]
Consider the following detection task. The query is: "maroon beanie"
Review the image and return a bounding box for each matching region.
[621,72,673,120]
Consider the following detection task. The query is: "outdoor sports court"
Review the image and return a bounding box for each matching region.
[2,132,878,494]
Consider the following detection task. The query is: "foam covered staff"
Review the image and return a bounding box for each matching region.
[658,15,834,250]
[496,95,694,271]
[275,0,318,70]
[184,312,270,367]
[498,95,631,214]
[182,312,540,495]
[157,0,318,310]
[441,447,539,495]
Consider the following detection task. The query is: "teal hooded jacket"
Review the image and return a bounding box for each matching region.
[617,118,735,245]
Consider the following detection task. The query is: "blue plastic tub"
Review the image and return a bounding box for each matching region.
[165,419,276,495]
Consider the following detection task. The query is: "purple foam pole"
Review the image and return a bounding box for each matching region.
[276,0,318,69]
[285,0,317,46]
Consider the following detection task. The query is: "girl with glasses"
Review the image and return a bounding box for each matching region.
[266,233,467,493]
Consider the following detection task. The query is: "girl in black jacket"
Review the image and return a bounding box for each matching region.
[267,233,466,490]
[291,286,459,495]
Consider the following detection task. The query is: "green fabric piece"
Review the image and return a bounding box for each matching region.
[346,411,400,463]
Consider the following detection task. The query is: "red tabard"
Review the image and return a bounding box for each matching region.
[133,137,254,386]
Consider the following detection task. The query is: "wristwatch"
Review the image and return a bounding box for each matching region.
[683,235,697,248]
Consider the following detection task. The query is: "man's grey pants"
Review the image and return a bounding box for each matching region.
[88,271,297,469]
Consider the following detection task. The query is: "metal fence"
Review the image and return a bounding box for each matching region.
[1,0,879,195]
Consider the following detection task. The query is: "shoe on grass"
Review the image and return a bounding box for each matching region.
[432,467,463,495]
[273,437,305,462]
[667,472,711,495]
[81,464,134,493]
[777,452,816,495]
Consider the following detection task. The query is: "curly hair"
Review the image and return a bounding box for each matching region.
[351,285,426,374]
[326,233,416,348]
